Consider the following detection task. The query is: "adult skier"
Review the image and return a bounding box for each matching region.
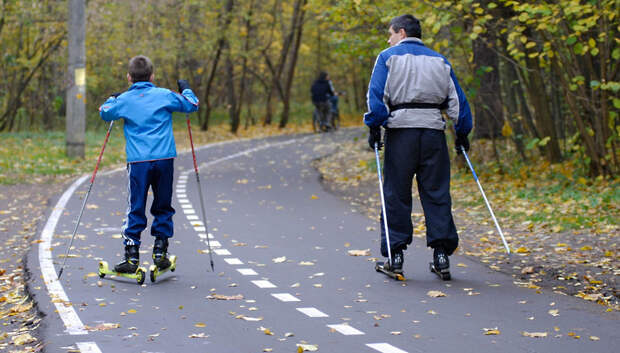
[364,14,473,280]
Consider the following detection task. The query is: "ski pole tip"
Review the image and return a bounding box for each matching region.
[58,268,64,279]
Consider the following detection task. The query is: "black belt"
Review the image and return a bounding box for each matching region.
[389,100,449,112]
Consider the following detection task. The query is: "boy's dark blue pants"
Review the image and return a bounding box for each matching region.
[121,158,175,246]
[380,128,459,257]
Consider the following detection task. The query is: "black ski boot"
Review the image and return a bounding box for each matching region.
[152,237,171,270]
[391,249,404,274]
[114,244,139,274]
[429,247,451,280]
[375,249,405,281]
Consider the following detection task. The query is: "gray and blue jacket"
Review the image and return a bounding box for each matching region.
[364,38,472,135]
[99,82,199,163]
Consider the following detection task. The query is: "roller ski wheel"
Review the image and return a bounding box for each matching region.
[375,261,405,281]
[429,262,451,281]
[149,255,177,283]
[98,260,146,285]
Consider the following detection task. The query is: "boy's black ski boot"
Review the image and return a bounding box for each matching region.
[152,237,171,270]
[114,244,140,274]
[429,247,451,280]
[375,249,405,281]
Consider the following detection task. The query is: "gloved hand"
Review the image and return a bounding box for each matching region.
[455,133,470,154]
[110,92,121,98]
[368,126,383,150]
[177,79,191,93]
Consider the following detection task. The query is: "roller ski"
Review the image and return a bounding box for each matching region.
[98,245,146,285]
[375,250,405,281]
[149,238,176,283]
[429,247,451,281]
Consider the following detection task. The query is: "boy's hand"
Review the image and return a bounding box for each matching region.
[177,80,191,92]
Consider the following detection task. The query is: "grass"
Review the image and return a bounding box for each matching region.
[0,107,362,184]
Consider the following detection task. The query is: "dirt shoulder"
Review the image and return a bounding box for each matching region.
[0,181,67,352]
[313,134,618,311]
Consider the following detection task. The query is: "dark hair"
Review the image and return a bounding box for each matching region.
[317,71,328,81]
[128,55,153,82]
[389,14,421,39]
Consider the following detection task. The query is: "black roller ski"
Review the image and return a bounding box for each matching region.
[429,262,451,281]
[375,261,405,281]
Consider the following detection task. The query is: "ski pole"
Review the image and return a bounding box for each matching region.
[374,142,393,266]
[460,146,511,254]
[58,121,114,279]
[186,113,215,271]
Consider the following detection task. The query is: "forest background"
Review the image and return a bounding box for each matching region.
[0,0,618,201]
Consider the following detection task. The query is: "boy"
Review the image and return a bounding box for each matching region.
[99,55,199,274]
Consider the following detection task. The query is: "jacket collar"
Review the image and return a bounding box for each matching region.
[397,37,424,46]
[129,81,155,90]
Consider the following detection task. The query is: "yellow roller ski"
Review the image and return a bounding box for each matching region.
[149,255,177,283]
[98,261,146,285]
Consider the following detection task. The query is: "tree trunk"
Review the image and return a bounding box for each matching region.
[472,34,503,139]
[279,0,306,128]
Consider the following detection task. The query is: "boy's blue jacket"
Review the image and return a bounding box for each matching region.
[99,82,199,163]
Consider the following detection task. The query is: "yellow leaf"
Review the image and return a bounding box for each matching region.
[580,245,592,251]
[310,195,319,200]
[515,247,530,254]
[501,121,513,137]
[427,290,447,298]
[483,328,501,335]
[195,322,206,328]
[548,309,559,317]
[127,309,137,314]
[12,333,36,345]
[347,249,371,256]
[522,331,547,338]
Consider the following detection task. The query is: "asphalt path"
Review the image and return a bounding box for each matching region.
[28,128,618,353]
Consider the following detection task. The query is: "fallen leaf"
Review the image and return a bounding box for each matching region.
[548,309,559,317]
[206,294,243,300]
[127,309,137,314]
[194,322,206,328]
[521,266,535,274]
[310,195,319,200]
[272,256,286,263]
[456,263,467,267]
[347,249,371,256]
[299,261,315,266]
[589,336,600,341]
[12,333,37,345]
[390,331,401,335]
[85,323,120,331]
[522,331,547,338]
[483,328,500,335]
[188,333,209,338]
[427,290,447,298]
[296,343,319,352]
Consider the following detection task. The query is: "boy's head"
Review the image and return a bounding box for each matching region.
[127,55,154,83]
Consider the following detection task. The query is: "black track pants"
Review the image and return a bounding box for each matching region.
[379,128,458,257]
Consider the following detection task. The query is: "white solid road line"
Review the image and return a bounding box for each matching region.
[38,174,89,336]
[327,324,365,335]
[366,343,408,353]
[296,307,329,318]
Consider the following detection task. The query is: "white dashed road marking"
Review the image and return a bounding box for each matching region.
[296,307,329,318]
[327,324,365,336]
[224,258,243,265]
[251,280,277,288]
[366,343,408,353]
[271,293,300,302]
[237,268,258,276]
